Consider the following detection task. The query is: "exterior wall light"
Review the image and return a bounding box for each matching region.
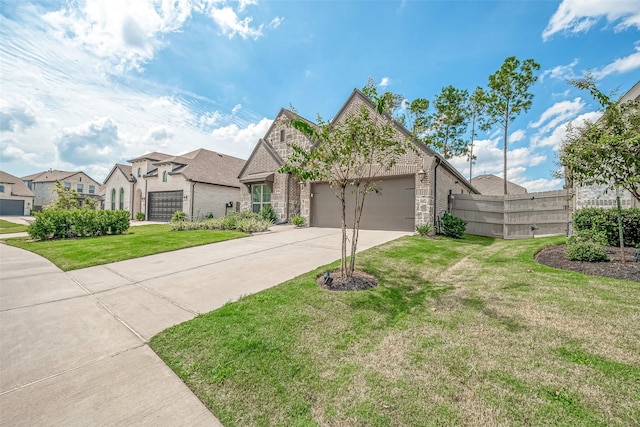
[417,168,426,182]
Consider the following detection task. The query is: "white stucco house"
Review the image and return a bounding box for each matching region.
[104,148,246,221]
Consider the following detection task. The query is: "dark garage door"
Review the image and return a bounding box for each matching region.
[148,191,183,222]
[310,177,415,231]
[0,199,24,216]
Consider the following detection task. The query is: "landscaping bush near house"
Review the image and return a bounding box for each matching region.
[566,228,609,262]
[27,209,130,240]
[171,210,187,222]
[259,204,278,224]
[572,207,640,247]
[415,223,433,237]
[135,212,145,221]
[291,213,306,227]
[171,211,271,233]
[441,212,467,238]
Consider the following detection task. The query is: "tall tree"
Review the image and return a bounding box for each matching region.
[467,86,488,181]
[424,85,470,159]
[280,95,413,280]
[485,56,540,194]
[558,74,640,203]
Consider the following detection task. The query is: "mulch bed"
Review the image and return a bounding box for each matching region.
[316,269,379,291]
[535,245,640,282]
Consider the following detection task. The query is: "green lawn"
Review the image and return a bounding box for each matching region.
[0,219,27,234]
[3,224,247,271]
[150,235,640,427]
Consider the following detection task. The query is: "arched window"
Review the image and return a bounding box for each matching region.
[111,189,116,210]
[119,188,124,210]
[163,171,168,182]
[137,167,141,177]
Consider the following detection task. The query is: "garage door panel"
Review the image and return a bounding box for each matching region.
[148,191,183,222]
[310,177,414,231]
[0,199,25,216]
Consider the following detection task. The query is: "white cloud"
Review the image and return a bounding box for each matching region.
[449,137,546,181]
[58,117,122,165]
[232,104,242,115]
[210,6,263,40]
[540,59,579,82]
[532,111,601,150]
[529,98,585,134]
[209,118,273,152]
[592,45,640,78]
[269,16,284,29]
[520,178,564,193]
[379,77,391,88]
[509,129,526,143]
[543,0,640,40]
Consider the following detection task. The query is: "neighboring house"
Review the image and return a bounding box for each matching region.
[238,89,478,232]
[22,170,101,210]
[0,170,35,215]
[105,149,246,221]
[471,174,527,196]
[570,80,640,210]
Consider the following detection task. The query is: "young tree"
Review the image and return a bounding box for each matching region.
[280,96,414,279]
[484,56,540,194]
[46,180,80,210]
[467,86,488,181]
[425,85,469,159]
[559,75,640,203]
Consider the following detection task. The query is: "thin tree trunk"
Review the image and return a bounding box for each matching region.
[616,189,626,265]
[349,183,365,276]
[339,185,347,277]
[503,104,510,195]
[469,114,476,182]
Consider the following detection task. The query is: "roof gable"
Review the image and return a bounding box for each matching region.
[238,139,285,179]
[103,164,134,184]
[0,170,35,197]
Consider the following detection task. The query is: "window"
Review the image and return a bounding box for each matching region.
[89,185,95,194]
[137,167,141,177]
[119,188,124,210]
[251,184,271,213]
[0,185,4,193]
[77,183,83,193]
[111,189,116,210]
[162,171,168,182]
[280,129,285,142]
[64,182,71,189]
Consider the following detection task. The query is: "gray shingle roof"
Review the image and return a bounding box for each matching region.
[0,170,35,197]
[153,148,246,187]
[471,174,527,195]
[127,151,172,163]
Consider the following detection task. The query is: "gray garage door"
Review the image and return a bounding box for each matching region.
[310,176,415,231]
[0,199,24,216]
[148,191,183,222]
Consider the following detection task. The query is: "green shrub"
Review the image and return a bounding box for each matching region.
[135,212,145,221]
[415,223,433,237]
[171,211,187,222]
[27,209,130,240]
[566,228,609,262]
[441,212,467,238]
[259,205,277,224]
[170,211,271,233]
[291,214,306,227]
[573,207,640,247]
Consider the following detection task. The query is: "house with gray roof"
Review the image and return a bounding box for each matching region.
[105,149,246,221]
[22,170,101,211]
[471,174,527,196]
[0,170,35,215]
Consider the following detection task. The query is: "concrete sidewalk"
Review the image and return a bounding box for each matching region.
[0,226,408,426]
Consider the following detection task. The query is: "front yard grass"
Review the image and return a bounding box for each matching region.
[2,224,247,271]
[0,219,27,234]
[150,235,640,427]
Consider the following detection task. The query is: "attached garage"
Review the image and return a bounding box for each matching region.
[310,176,415,231]
[148,190,183,222]
[0,199,25,216]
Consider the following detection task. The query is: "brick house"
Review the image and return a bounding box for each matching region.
[22,170,101,211]
[104,149,246,221]
[569,80,640,210]
[238,89,477,231]
[0,170,35,215]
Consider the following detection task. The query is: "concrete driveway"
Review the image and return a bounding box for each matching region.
[0,226,408,426]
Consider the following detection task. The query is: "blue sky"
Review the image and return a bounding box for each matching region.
[1,0,638,191]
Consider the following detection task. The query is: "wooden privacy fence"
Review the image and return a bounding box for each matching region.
[450,189,572,239]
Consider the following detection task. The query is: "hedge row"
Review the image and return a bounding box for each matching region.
[572,207,640,247]
[28,209,130,240]
[171,211,272,233]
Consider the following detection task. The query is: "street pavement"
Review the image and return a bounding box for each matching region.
[0,225,408,426]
